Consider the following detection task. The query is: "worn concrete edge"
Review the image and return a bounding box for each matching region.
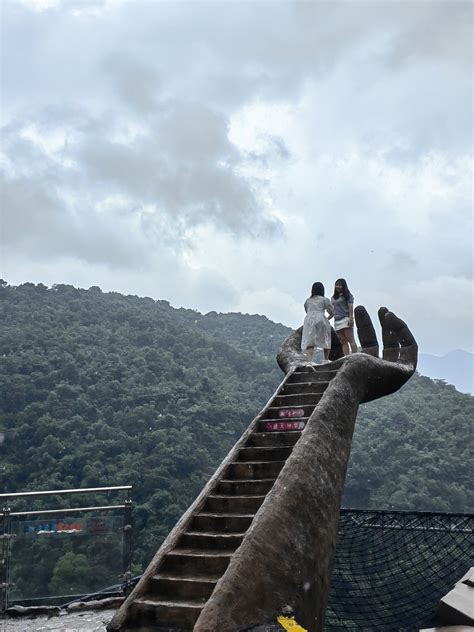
[3,605,62,618]
[107,368,295,631]
[3,597,124,618]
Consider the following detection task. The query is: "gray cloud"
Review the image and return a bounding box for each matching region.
[386,1,473,68]
[386,249,418,273]
[6,2,471,116]
[1,175,63,246]
[1,173,147,267]
[1,94,282,267]
[103,55,163,115]
[1,0,472,353]
[73,101,281,236]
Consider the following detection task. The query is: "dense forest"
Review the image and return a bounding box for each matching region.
[1,281,472,599]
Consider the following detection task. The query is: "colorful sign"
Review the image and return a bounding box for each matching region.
[20,519,84,535]
[263,420,306,432]
[278,408,305,418]
[14,515,122,537]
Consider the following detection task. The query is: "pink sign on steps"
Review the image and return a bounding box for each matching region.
[263,420,306,432]
[278,408,305,418]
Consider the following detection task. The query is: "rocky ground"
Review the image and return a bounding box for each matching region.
[0,608,116,632]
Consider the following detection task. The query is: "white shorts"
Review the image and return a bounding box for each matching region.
[334,317,351,331]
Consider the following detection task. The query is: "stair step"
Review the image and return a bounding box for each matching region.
[204,494,265,514]
[279,381,330,395]
[246,431,302,447]
[259,418,308,424]
[156,571,222,581]
[288,368,338,383]
[216,479,275,495]
[130,597,202,628]
[225,460,286,479]
[191,513,254,533]
[179,532,244,550]
[237,446,293,462]
[273,393,326,407]
[150,574,217,601]
[161,549,232,576]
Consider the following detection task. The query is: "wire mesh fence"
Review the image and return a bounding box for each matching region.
[325,509,474,631]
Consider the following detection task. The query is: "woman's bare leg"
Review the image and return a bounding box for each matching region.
[346,328,357,353]
[323,348,330,361]
[305,347,314,363]
[337,331,350,356]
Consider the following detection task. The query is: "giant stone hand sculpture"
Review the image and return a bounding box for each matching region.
[278,306,417,401]
[195,307,417,632]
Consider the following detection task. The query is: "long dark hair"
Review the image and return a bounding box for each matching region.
[332,278,351,301]
[311,282,325,297]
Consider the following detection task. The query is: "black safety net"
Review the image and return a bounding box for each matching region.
[325,509,473,631]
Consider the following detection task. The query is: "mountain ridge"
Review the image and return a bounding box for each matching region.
[418,350,473,395]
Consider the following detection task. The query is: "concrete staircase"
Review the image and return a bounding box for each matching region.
[108,365,338,631]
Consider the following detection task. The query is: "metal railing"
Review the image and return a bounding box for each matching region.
[1,485,133,612]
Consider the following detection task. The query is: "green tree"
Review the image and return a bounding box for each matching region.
[48,552,94,596]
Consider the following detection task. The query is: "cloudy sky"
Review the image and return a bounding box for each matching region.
[1,0,472,354]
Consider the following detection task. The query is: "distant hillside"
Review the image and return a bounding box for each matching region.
[418,350,473,395]
[345,373,472,511]
[0,281,472,595]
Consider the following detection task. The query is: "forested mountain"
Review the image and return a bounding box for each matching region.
[1,281,472,597]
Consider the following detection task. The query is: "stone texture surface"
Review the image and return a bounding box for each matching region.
[0,608,115,632]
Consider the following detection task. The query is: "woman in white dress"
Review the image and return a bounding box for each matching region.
[301,282,334,364]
